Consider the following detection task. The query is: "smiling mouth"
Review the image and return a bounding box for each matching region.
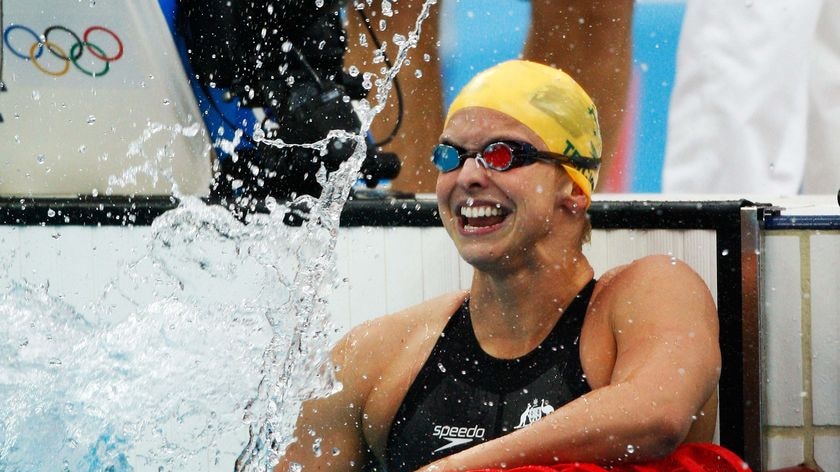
[459,204,509,231]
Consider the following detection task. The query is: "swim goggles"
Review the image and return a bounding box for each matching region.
[431,140,599,173]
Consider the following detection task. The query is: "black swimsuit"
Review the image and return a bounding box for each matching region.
[384,279,596,472]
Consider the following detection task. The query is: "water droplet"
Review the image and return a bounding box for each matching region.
[331,447,340,456]
[312,437,323,457]
[721,249,729,256]
[360,73,374,91]
[47,209,56,217]
[437,363,446,373]
[626,444,636,454]
[91,188,99,197]
[86,115,96,125]
[414,69,423,79]
[32,90,41,101]
[162,98,171,105]
[36,154,46,164]
[182,123,200,137]
[381,0,393,16]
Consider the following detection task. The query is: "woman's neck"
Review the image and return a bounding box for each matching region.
[467,253,594,358]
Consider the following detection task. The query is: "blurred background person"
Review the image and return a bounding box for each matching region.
[663,0,840,195]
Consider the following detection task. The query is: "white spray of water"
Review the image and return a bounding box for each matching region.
[105,121,203,196]
[235,3,439,467]
[0,1,438,471]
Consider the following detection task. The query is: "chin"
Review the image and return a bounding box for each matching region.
[456,247,493,265]
[456,246,509,273]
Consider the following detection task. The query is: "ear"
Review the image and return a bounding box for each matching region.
[557,182,588,215]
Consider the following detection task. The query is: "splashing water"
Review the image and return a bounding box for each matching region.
[0,1,437,471]
[235,2,438,465]
[106,121,204,197]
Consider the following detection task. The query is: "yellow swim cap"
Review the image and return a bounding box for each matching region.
[445,60,602,203]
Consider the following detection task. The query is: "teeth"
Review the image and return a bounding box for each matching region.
[460,205,503,218]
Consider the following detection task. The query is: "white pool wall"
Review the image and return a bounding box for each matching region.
[1,194,838,470]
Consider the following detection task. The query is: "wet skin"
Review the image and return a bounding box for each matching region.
[435,107,582,276]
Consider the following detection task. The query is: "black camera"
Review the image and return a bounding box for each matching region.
[176,0,400,202]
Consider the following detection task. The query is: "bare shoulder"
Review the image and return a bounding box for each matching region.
[583,256,721,445]
[583,255,718,386]
[593,254,715,312]
[330,291,469,455]
[334,291,469,388]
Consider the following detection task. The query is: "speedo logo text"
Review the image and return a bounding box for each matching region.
[432,425,486,453]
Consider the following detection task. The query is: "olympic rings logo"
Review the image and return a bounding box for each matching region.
[3,24,124,77]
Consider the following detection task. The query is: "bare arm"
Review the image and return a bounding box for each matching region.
[415,256,720,470]
[275,293,465,472]
[274,329,376,472]
[344,1,444,194]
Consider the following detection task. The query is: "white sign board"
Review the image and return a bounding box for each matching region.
[0,0,212,197]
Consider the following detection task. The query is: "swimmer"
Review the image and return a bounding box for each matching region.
[276,60,720,472]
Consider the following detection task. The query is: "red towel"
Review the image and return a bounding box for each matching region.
[469,443,751,472]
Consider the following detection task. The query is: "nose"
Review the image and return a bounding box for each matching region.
[455,156,491,189]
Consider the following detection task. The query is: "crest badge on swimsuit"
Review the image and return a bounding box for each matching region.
[513,399,555,429]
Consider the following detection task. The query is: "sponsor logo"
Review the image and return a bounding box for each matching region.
[514,399,554,429]
[432,424,486,453]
